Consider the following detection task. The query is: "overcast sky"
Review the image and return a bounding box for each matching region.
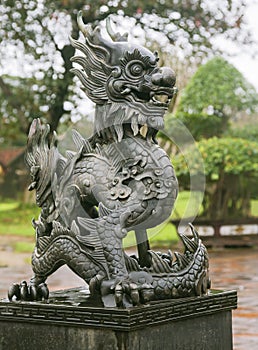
[227,3,258,91]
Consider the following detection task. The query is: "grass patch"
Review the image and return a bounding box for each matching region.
[0,202,20,211]
[123,230,137,248]
[123,222,178,249]
[171,191,204,219]
[14,241,35,253]
[149,222,178,247]
[0,224,35,236]
[251,199,258,217]
[0,202,39,236]
[1,196,257,246]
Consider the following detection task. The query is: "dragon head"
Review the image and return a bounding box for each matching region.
[71,11,177,143]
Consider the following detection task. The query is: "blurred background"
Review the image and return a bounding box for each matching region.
[0,1,257,349]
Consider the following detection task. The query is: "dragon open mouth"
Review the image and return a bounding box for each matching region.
[150,93,171,107]
[149,87,177,107]
[126,83,176,108]
[149,88,177,108]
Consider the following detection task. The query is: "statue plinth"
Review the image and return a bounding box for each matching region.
[0,288,237,349]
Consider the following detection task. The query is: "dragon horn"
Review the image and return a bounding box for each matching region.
[106,17,115,41]
[106,16,128,42]
[77,10,92,37]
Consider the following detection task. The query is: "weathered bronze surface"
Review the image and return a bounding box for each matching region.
[8,12,210,307]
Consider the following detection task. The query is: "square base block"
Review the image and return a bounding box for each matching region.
[0,288,237,350]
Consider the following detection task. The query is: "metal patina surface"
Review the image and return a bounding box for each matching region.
[8,11,210,307]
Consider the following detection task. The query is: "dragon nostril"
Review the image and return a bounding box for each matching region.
[162,67,176,87]
[151,72,163,86]
[151,67,176,87]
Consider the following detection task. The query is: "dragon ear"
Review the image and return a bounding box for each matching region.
[106,17,128,42]
[77,11,128,44]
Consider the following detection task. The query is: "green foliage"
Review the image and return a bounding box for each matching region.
[174,137,258,219]
[175,57,258,140]
[198,138,258,176]
[0,75,44,145]
[174,137,258,179]
[0,0,254,145]
[226,123,258,142]
[166,112,225,140]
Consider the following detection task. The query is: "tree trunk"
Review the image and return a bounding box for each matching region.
[49,43,76,132]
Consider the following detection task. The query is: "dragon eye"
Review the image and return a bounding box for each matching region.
[131,63,143,75]
[126,60,145,78]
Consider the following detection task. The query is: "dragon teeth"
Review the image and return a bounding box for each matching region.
[131,116,139,136]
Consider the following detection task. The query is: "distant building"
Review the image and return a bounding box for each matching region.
[0,148,28,198]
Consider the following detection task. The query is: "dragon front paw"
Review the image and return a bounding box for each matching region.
[100,271,155,307]
[8,281,49,302]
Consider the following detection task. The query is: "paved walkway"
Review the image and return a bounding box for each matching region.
[209,248,258,350]
[0,237,257,349]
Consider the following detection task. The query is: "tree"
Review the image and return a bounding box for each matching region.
[173,137,258,219]
[173,57,258,140]
[0,0,255,145]
[225,122,258,143]
[0,75,47,146]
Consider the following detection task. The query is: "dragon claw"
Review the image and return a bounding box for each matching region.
[114,284,123,306]
[129,283,140,306]
[8,281,49,302]
[112,280,140,307]
[100,271,155,307]
[8,283,21,301]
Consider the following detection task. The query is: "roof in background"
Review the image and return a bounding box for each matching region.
[0,148,25,168]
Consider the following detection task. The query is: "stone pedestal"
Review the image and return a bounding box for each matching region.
[0,288,237,350]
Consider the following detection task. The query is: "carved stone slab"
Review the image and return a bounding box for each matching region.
[1,288,237,330]
[0,288,237,350]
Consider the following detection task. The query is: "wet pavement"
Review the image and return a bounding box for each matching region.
[209,248,258,350]
[0,240,257,350]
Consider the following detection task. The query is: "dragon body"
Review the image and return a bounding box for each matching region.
[9,12,210,306]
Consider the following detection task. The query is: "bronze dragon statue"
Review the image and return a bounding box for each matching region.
[8,12,210,307]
